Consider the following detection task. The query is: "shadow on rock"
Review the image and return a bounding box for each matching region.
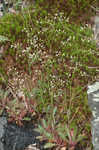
[0,110,46,150]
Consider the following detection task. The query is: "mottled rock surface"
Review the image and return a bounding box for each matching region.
[0,111,44,150]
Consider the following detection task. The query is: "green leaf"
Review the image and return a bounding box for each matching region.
[44,143,56,149]
[44,131,53,138]
[23,117,31,121]
[36,136,43,140]
[77,135,86,142]
[53,106,57,117]
[65,125,71,140]
[58,132,66,140]
[42,119,47,128]
[70,123,78,141]
[35,125,45,134]
[33,128,41,133]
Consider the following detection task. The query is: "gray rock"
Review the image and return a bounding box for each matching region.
[0,116,7,139]
[87,82,99,149]
[0,111,43,150]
